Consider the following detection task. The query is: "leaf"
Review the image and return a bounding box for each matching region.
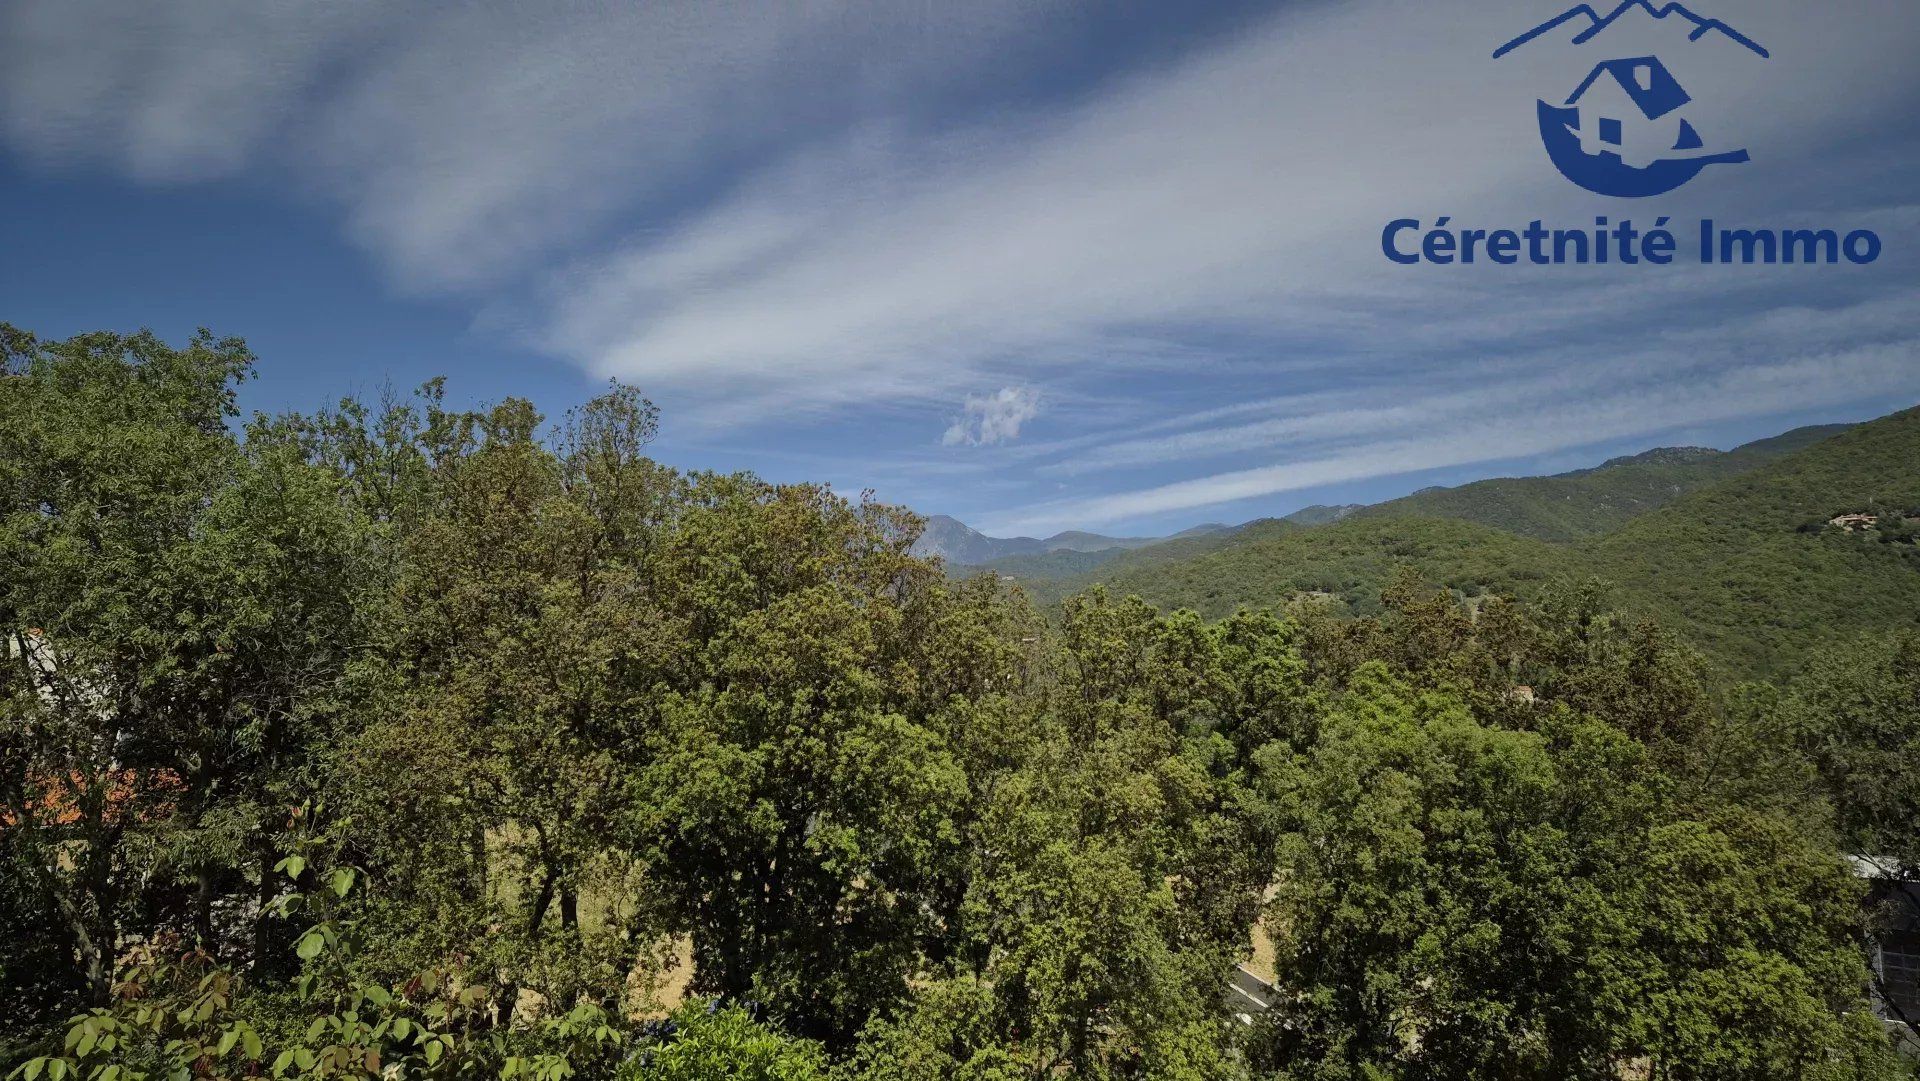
[272,1050,295,1077]
[295,930,325,961]
[216,1029,238,1057]
[242,1027,263,1060]
[425,1041,443,1066]
[277,855,306,880]
[329,867,355,897]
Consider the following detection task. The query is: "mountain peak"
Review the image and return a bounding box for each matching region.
[1284,504,1365,527]
[1577,446,1722,473]
[912,515,1161,564]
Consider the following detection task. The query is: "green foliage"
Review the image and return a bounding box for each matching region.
[1255,666,1897,1078]
[1349,426,1849,542]
[620,1003,827,1081]
[1587,411,1920,678]
[4,328,1914,1081]
[1789,633,1920,871]
[7,832,625,1081]
[1052,409,1920,682]
[1060,517,1568,620]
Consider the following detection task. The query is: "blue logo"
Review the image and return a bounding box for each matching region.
[1495,2,1769,198]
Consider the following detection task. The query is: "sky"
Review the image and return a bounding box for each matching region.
[3,0,1918,538]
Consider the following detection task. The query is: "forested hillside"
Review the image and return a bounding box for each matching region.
[2,329,1915,1080]
[1350,424,1852,541]
[1044,411,1920,680]
[1035,517,1567,615]
[977,518,1292,585]
[1588,410,1920,676]
[974,422,1853,590]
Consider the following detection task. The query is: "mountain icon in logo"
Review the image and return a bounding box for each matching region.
[1494,1,1770,60]
[1495,2,1769,198]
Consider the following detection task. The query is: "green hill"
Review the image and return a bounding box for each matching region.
[1060,516,1570,618]
[1584,411,1920,676]
[969,546,1130,582]
[971,517,1294,585]
[976,424,1849,587]
[1038,411,1920,679]
[1348,424,1853,542]
[1001,517,1301,600]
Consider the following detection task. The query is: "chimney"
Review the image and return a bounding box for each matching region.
[1634,63,1653,91]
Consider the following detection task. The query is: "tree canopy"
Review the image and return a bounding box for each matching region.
[2,328,1913,1079]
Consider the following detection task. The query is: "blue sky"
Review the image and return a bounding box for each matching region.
[4,0,1918,538]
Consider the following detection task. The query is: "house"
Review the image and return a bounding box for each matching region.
[1566,56,1696,169]
[1830,513,1880,532]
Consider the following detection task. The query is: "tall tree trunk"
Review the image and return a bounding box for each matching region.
[494,871,555,1028]
[194,864,217,952]
[253,833,284,979]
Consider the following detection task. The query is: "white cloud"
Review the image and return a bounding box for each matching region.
[978,336,1920,534]
[0,0,383,180]
[0,0,1052,287]
[4,0,1918,530]
[943,386,1041,447]
[532,0,1920,422]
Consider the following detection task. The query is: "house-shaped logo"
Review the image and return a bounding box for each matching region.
[1495,2,1768,198]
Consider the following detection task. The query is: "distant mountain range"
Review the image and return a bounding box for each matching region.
[909,516,1173,565]
[921,425,1846,578]
[1344,425,1851,542]
[974,410,1920,681]
[917,506,1357,579]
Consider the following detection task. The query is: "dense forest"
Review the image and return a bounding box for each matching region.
[3,327,1917,1080]
[959,424,1850,585]
[1029,411,1920,683]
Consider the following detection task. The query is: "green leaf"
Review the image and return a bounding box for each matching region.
[281,855,306,880]
[329,867,355,897]
[295,930,325,961]
[216,1029,238,1057]
[242,1027,263,1060]
[272,1049,294,1077]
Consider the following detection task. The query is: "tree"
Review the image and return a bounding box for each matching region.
[1790,633,1920,874]
[0,328,367,1004]
[1255,664,1901,1080]
[626,477,974,1042]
